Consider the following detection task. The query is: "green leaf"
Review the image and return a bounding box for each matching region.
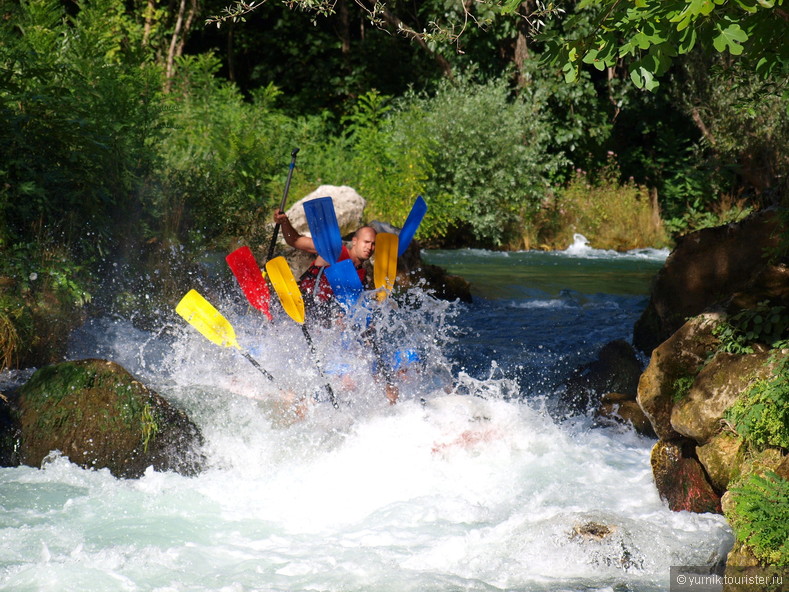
[712,23,748,55]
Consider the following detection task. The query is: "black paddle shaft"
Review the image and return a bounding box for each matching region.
[266,148,300,262]
[241,351,275,382]
[301,324,339,409]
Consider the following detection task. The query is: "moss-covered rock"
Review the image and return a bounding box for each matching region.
[637,313,720,440]
[9,359,204,478]
[696,432,746,493]
[672,351,775,445]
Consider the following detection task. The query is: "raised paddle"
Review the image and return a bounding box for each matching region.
[175,289,275,381]
[303,196,343,265]
[374,232,399,301]
[398,195,427,257]
[226,246,273,321]
[266,148,300,262]
[302,196,364,309]
[265,256,339,408]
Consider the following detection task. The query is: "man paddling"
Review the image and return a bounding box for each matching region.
[272,208,375,309]
[272,207,404,403]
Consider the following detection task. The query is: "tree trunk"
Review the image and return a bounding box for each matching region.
[142,0,156,47]
[338,0,351,56]
[513,3,532,87]
[165,0,198,88]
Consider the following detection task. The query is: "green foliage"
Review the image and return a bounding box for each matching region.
[396,74,557,246]
[727,470,789,565]
[543,0,789,90]
[157,52,323,246]
[672,375,696,403]
[724,354,789,451]
[338,91,435,232]
[714,302,789,354]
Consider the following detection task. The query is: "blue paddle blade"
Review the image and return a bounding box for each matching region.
[398,195,427,257]
[304,197,343,264]
[325,259,363,309]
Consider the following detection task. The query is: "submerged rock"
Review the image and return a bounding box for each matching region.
[559,339,643,416]
[7,359,204,478]
[595,392,656,437]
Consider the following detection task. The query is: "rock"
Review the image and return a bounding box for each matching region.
[570,522,616,541]
[696,432,746,493]
[560,339,643,415]
[568,521,645,571]
[722,537,762,568]
[633,209,783,354]
[596,393,656,437]
[9,359,204,478]
[671,350,775,445]
[285,185,367,238]
[637,314,720,440]
[651,440,722,514]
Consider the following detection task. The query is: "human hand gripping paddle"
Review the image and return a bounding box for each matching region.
[265,256,339,409]
[175,289,275,381]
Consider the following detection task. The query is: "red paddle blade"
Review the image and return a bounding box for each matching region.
[226,246,273,321]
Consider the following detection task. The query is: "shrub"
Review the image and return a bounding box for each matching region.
[713,302,789,355]
[544,155,668,250]
[727,471,789,565]
[395,74,557,247]
[724,354,789,451]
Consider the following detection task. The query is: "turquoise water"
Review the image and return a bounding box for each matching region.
[0,239,733,592]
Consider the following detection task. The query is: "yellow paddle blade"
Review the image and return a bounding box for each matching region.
[374,232,399,301]
[265,256,305,324]
[176,289,240,349]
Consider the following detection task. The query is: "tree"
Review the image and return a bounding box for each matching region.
[541,0,789,90]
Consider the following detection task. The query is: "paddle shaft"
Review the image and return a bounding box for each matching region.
[241,350,275,381]
[301,324,339,409]
[266,148,300,261]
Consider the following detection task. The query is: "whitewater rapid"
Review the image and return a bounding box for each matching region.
[0,242,733,591]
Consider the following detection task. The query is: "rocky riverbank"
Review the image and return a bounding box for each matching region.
[587,208,788,573]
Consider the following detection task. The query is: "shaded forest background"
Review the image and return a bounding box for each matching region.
[1,0,787,367]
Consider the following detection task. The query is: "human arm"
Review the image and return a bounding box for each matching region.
[273,209,317,254]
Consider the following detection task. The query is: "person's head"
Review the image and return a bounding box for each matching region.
[350,226,376,262]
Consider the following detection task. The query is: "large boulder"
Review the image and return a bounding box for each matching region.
[6,359,204,478]
[696,432,746,493]
[671,351,775,445]
[637,313,721,440]
[285,185,367,238]
[633,209,783,354]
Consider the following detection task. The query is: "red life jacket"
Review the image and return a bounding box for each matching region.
[298,245,367,302]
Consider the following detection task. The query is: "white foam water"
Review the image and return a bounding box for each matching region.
[0,254,732,591]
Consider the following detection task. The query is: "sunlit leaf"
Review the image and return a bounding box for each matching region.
[713,22,748,55]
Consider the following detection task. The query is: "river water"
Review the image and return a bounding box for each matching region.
[0,237,733,591]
